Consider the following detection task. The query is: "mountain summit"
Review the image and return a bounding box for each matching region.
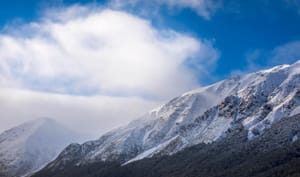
[0,118,82,177]
[39,60,300,172]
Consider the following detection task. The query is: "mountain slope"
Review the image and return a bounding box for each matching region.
[0,118,82,177]
[37,61,300,172]
[32,113,300,177]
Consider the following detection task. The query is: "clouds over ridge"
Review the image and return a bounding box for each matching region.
[0,5,219,135]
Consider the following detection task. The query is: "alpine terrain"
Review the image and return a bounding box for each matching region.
[0,118,83,177]
[33,60,300,177]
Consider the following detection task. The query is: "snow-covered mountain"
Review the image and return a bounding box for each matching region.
[43,61,300,170]
[0,118,82,177]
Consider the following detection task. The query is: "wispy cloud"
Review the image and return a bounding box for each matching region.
[231,41,300,76]
[270,41,300,65]
[0,5,219,135]
[110,0,222,19]
[284,0,300,14]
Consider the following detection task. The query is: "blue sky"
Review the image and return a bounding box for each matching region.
[1,0,300,134]
[1,0,300,84]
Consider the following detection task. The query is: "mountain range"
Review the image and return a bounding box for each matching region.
[31,60,300,176]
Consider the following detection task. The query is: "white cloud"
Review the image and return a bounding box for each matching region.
[0,7,217,99]
[0,6,219,135]
[110,0,221,19]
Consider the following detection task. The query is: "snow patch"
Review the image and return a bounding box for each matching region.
[292,134,298,143]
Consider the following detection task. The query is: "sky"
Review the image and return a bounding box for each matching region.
[0,0,300,138]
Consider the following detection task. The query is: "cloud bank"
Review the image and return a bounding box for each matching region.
[0,6,219,136]
[0,88,158,138]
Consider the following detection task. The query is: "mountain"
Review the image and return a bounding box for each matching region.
[34,61,300,175]
[33,113,300,177]
[0,118,82,177]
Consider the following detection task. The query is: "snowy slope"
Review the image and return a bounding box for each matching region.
[0,118,82,177]
[45,60,300,169]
